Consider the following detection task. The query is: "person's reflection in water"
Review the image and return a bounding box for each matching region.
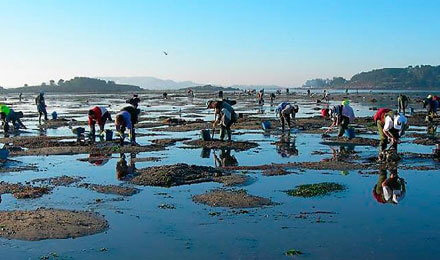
[116,153,136,180]
[88,153,111,166]
[214,148,238,167]
[38,127,47,137]
[373,167,406,204]
[327,145,354,161]
[276,132,298,157]
[200,147,211,158]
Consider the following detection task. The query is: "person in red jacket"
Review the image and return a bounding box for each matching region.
[88,106,112,141]
[374,108,408,161]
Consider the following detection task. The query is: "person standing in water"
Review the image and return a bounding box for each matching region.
[397,94,409,115]
[35,91,48,124]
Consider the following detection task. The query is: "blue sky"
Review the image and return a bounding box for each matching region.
[0,0,439,87]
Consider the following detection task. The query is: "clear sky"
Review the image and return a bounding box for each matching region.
[0,0,439,88]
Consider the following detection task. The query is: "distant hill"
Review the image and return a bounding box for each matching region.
[183,84,241,92]
[99,76,199,89]
[303,65,440,89]
[0,77,142,93]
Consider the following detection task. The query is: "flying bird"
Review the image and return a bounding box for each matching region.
[163,51,168,56]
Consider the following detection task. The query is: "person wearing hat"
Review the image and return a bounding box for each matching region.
[372,167,406,204]
[88,106,112,141]
[374,108,408,160]
[35,91,48,124]
[276,102,299,131]
[397,94,409,115]
[115,105,140,145]
[206,100,237,141]
[126,94,141,108]
[321,100,355,137]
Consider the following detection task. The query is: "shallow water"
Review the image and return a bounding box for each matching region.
[0,91,439,259]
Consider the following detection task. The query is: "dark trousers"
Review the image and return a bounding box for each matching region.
[338,116,350,137]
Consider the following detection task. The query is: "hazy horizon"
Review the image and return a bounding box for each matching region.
[1,0,439,88]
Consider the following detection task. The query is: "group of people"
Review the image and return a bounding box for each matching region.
[0,89,432,163]
[88,94,141,145]
[207,91,412,163]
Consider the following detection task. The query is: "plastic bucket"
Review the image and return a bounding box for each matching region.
[105,130,113,141]
[52,111,57,120]
[201,129,211,141]
[345,128,355,139]
[74,127,85,138]
[262,121,271,130]
[0,149,9,160]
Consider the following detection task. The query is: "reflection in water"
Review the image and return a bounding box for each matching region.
[372,167,406,204]
[116,153,136,180]
[276,133,298,157]
[213,148,238,167]
[327,145,355,161]
[88,153,111,166]
[200,147,211,158]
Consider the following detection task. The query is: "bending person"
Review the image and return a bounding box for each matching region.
[207,100,237,141]
[115,106,140,145]
[88,106,112,141]
[374,108,408,161]
[276,102,299,131]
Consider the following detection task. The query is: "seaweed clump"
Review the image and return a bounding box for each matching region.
[286,182,346,197]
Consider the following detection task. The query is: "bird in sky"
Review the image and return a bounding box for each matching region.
[163,51,168,55]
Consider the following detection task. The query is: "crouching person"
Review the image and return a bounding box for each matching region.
[276,102,299,131]
[0,106,26,133]
[88,106,112,142]
[207,100,237,141]
[115,106,140,145]
[374,108,408,161]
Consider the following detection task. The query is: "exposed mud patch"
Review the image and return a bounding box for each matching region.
[321,137,379,147]
[31,176,84,186]
[412,137,438,146]
[151,138,191,146]
[263,168,292,176]
[40,118,84,129]
[131,157,162,162]
[224,160,373,171]
[192,189,274,208]
[78,183,139,196]
[215,174,250,186]
[286,182,346,197]
[183,140,259,151]
[0,182,52,199]
[2,136,167,156]
[0,209,108,241]
[0,164,39,173]
[129,163,224,187]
